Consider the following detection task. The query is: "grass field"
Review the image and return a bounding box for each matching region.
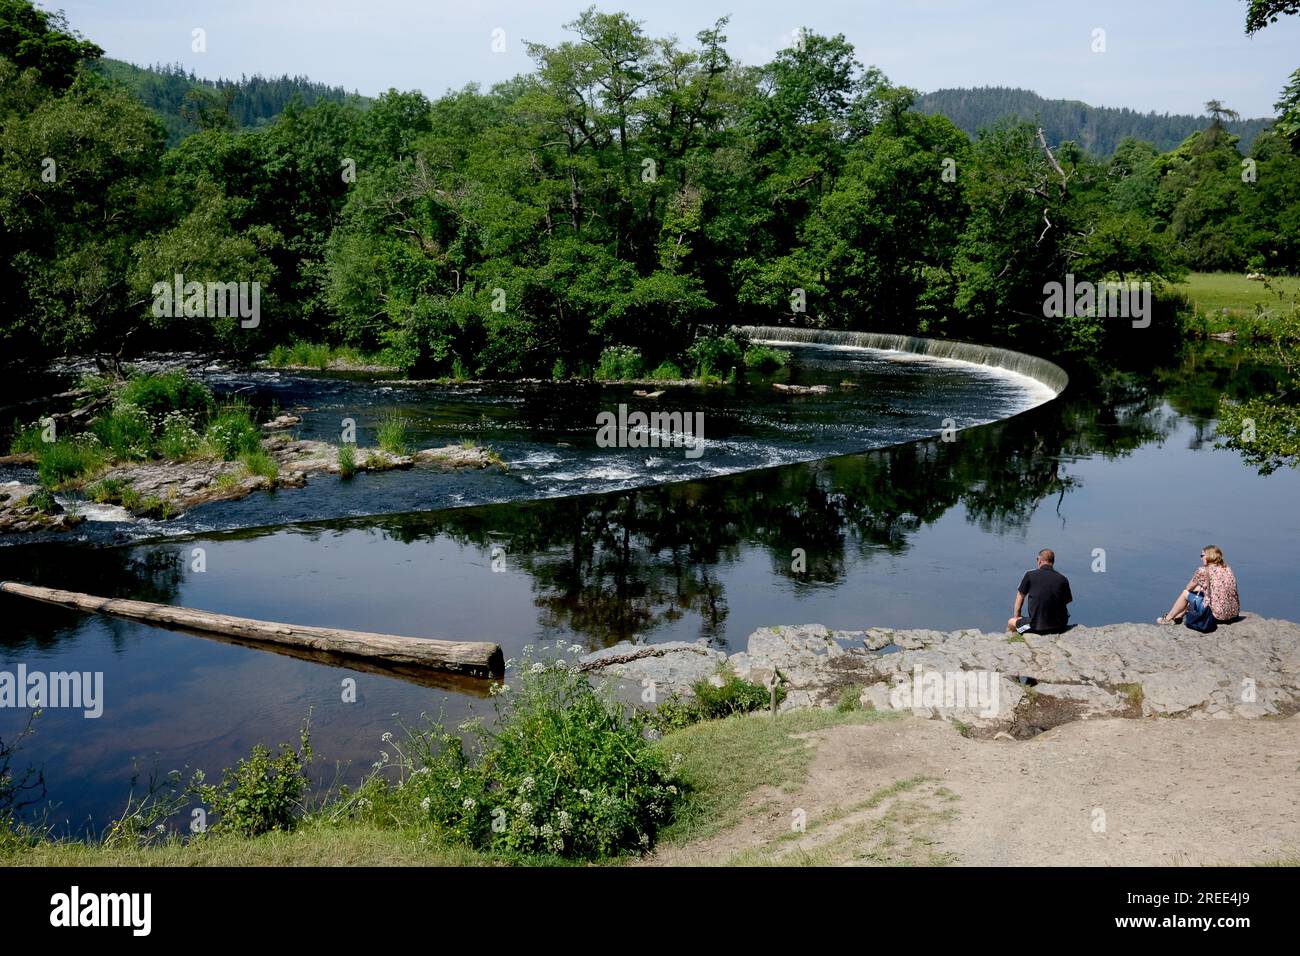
[1172,272,1300,341]
[1175,272,1300,320]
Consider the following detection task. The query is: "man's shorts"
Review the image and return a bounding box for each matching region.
[1013,617,1068,635]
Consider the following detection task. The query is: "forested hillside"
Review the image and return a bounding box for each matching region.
[916,86,1273,155]
[92,58,366,144]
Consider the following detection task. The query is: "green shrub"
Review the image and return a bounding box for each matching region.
[156,411,202,459]
[190,726,313,837]
[376,413,408,456]
[551,358,567,381]
[337,443,356,479]
[90,404,152,460]
[687,335,744,378]
[24,487,58,513]
[36,437,105,487]
[117,372,212,419]
[649,361,684,381]
[350,647,683,859]
[203,404,261,460]
[835,685,863,713]
[75,373,116,399]
[743,345,789,373]
[693,674,779,719]
[646,694,701,732]
[594,345,644,380]
[646,673,782,732]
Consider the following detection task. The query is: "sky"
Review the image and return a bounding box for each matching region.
[49,0,1300,118]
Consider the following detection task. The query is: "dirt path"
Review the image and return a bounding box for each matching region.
[646,715,1300,866]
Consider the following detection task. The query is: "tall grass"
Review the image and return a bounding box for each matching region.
[648,361,684,381]
[117,371,212,418]
[268,341,375,370]
[337,443,356,479]
[376,413,408,456]
[594,346,644,380]
[89,404,152,460]
[36,438,106,488]
[204,403,261,460]
[238,448,279,480]
[8,420,45,455]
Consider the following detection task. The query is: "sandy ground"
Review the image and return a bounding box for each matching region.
[646,715,1300,866]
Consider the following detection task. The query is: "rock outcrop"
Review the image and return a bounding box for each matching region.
[579,617,1300,737]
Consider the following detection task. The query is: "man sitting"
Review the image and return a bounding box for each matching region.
[1007,549,1072,635]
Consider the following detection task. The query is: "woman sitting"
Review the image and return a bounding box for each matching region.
[1158,545,1240,625]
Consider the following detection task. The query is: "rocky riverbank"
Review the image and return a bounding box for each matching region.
[0,435,507,534]
[579,616,1300,737]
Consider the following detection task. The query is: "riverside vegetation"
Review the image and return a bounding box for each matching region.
[0,646,796,864]
[2,368,506,530]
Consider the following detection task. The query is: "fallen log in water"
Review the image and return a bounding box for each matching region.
[0,581,504,679]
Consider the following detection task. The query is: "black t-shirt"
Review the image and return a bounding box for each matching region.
[1017,566,1072,632]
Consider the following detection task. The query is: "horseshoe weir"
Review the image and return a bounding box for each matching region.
[735,325,1071,396]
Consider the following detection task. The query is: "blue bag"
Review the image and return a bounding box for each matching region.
[1184,589,1217,633]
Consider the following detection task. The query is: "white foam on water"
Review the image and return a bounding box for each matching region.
[750,337,1058,414]
[71,502,133,523]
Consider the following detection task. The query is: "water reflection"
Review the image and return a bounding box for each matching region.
[2,343,1297,830]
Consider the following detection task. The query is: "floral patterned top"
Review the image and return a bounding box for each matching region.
[1190,564,1240,621]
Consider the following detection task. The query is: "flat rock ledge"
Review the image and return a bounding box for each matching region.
[578,617,1300,738]
[0,437,505,534]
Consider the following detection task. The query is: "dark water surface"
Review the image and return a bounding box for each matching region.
[1,341,1297,833]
